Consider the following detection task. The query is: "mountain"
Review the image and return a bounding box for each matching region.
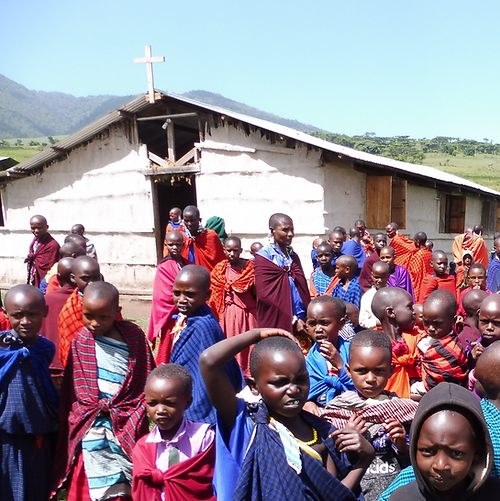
[0,74,324,139]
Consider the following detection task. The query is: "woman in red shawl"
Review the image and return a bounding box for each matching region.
[209,236,257,378]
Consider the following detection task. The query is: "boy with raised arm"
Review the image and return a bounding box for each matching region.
[200,328,374,501]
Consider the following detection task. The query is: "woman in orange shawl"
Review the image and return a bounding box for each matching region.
[209,236,257,378]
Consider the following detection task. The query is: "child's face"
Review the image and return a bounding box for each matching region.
[478,301,500,346]
[371,269,389,290]
[416,411,478,495]
[463,255,473,267]
[164,234,184,258]
[250,243,263,256]
[379,249,395,270]
[272,219,294,249]
[468,268,486,289]
[316,247,333,268]
[145,376,192,440]
[169,209,181,223]
[329,234,344,254]
[5,293,47,345]
[224,240,242,264]
[172,275,210,316]
[413,304,425,329]
[423,303,454,339]
[306,302,343,344]
[374,235,387,252]
[346,304,360,327]
[252,350,309,419]
[393,294,415,331]
[71,262,101,292]
[82,296,121,337]
[432,254,448,277]
[335,261,350,281]
[30,218,48,240]
[346,346,393,399]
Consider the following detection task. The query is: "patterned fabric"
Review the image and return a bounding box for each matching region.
[320,391,417,430]
[487,255,500,292]
[58,288,84,368]
[310,270,339,297]
[170,305,242,425]
[81,336,131,500]
[407,247,432,302]
[377,466,415,501]
[233,402,357,501]
[389,234,415,269]
[481,399,500,477]
[339,321,357,342]
[421,333,468,391]
[331,276,362,308]
[209,259,255,320]
[52,321,154,497]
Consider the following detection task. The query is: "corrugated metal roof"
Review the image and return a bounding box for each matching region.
[2,91,499,197]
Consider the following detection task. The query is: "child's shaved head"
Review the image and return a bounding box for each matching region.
[249,336,303,378]
[71,224,85,235]
[175,264,210,291]
[269,213,292,229]
[475,341,500,399]
[147,364,193,399]
[424,289,457,318]
[64,233,87,251]
[336,254,358,272]
[58,257,75,287]
[350,329,392,357]
[309,296,346,319]
[59,241,86,259]
[5,284,45,311]
[371,287,411,321]
[183,205,200,219]
[225,236,241,247]
[463,289,489,318]
[84,281,119,308]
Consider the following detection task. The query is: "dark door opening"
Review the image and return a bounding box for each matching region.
[152,175,197,260]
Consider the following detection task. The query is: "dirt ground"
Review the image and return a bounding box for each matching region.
[120,295,152,332]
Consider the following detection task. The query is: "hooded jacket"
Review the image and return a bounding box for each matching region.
[389,382,500,501]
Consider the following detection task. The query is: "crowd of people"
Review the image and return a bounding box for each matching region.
[2,208,500,501]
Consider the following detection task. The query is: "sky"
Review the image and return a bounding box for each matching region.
[2,0,500,142]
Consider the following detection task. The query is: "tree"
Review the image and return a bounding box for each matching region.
[48,136,56,145]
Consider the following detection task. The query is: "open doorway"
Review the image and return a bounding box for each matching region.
[152,174,197,260]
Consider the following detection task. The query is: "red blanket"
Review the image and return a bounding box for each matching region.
[390,234,416,269]
[181,229,225,272]
[255,253,310,332]
[25,234,60,286]
[132,438,216,501]
[419,273,456,303]
[51,321,154,497]
[452,233,489,267]
[407,247,433,301]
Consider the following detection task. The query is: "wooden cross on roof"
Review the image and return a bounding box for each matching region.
[134,45,165,103]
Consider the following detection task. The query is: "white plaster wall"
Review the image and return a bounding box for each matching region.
[0,124,157,291]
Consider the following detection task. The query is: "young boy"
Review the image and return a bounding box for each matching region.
[52,281,155,500]
[322,330,418,501]
[388,382,500,501]
[250,241,263,258]
[148,230,191,364]
[169,264,242,425]
[487,236,500,292]
[305,296,355,410]
[457,289,489,351]
[371,287,419,398]
[413,303,426,337]
[311,236,326,270]
[379,246,414,300]
[419,250,456,303]
[331,255,362,308]
[359,261,390,329]
[71,223,98,260]
[416,289,468,394]
[132,364,216,500]
[0,285,59,501]
[359,232,387,293]
[200,328,375,501]
[457,263,491,316]
[310,242,340,297]
[339,302,362,342]
[209,236,257,378]
[162,207,184,257]
[57,255,101,368]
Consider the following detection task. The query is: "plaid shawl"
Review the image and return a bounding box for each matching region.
[331,277,362,308]
[390,235,415,269]
[407,247,433,301]
[209,259,255,320]
[170,305,243,425]
[25,234,60,287]
[233,403,357,501]
[421,333,468,391]
[310,270,339,298]
[57,288,84,368]
[51,321,154,496]
[320,391,417,430]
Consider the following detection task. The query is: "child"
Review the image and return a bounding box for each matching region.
[419,250,456,303]
[148,230,191,364]
[132,364,216,500]
[388,382,500,500]
[371,287,419,398]
[487,236,500,292]
[0,285,59,501]
[379,246,414,300]
[200,328,375,501]
[209,236,257,378]
[322,330,418,501]
[331,255,362,308]
[71,223,98,260]
[425,240,433,251]
[305,296,355,410]
[44,241,87,294]
[416,289,468,393]
[250,241,263,258]
[339,302,362,342]
[328,230,345,266]
[413,303,426,337]
[25,214,60,288]
[457,289,488,351]
[359,261,390,329]
[456,250,474,293]
[310,242,340,297]
[170,264,242,424]
[457,263,491,316]
[311,236,326,270]
[57,255,101,368]
[52,281,155,500]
